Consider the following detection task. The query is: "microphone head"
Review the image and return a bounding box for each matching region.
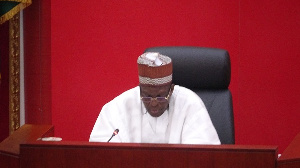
[113,129,119,135]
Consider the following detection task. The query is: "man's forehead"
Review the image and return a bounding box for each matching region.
[140,85,170,93]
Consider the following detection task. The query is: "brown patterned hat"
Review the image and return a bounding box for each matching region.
[137,52,172,86]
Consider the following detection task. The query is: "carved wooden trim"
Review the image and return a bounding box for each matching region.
[9,13,20,134]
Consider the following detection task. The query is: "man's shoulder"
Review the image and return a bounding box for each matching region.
[172,85,203,106]
[116,86,139,98]
[108,86,140,104]
[173,85,199,98]
[102,86,140,113]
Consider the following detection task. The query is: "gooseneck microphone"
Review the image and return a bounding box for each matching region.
[107,129,119,142]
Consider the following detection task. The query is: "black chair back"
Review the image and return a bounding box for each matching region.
[145,46,235,144]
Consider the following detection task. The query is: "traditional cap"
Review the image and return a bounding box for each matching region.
[137,52,172,86]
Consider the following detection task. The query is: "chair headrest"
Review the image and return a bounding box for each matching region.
[144,47,231,89]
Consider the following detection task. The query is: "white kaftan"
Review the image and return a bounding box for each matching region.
[89,85,220,144]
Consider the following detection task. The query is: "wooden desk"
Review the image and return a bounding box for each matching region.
[2,124,286,168]
[277,132,300,168]
[0,124,54,168]
[20,141,277,168]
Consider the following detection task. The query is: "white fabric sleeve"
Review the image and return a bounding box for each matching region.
[89,102,122,142]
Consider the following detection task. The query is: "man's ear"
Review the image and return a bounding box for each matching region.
[171,83,175,90]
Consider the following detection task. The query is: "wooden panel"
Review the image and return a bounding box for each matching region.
[0,153,19,168]
[277,132,300,168]
[0,19,9,142]
[24,0,51,124]
[20,142,277,168]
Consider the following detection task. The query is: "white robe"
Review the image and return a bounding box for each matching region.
[89,85,220,144]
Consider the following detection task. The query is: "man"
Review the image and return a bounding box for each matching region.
[89,52,220,144]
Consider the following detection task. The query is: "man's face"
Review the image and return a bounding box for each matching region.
[140,84,172,117]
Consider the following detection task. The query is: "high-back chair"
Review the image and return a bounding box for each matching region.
[145,46,234,144]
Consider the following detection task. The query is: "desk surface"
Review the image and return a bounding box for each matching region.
[0,124,53,156]
[277,132,300,168]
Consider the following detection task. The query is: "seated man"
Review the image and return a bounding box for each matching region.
[89,52,220,144]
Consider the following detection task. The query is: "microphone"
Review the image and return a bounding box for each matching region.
[107,129,119,142]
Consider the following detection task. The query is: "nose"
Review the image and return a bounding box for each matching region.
[150,98,158,106]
